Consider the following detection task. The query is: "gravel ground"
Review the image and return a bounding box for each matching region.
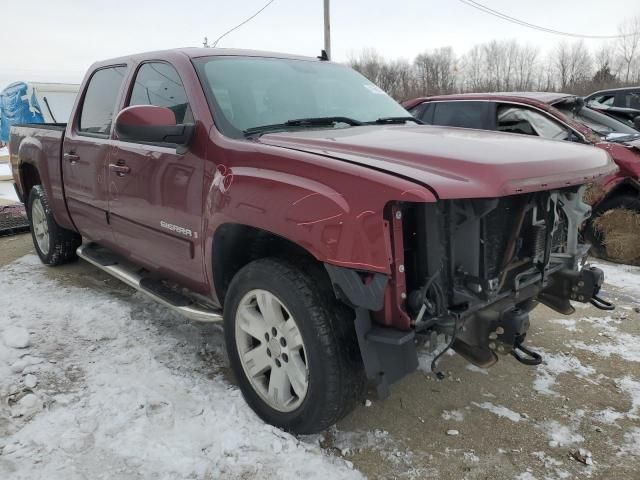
[1,232,639,479]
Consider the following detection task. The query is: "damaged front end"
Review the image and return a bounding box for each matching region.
[326,186,613,398]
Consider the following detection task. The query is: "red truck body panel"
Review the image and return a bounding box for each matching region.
[10,49,617,322]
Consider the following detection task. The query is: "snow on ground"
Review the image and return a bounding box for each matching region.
[536,420,585,447]
[0,146,8,157]
[441,409,465,422]
[0,180,19,202]
[472,402,523,422]
[532,350,596,397]
[619,428,640,457]
[0,256,362,479]
[592,261,640,300]
[548,318,578,332]
[0,163,11,178]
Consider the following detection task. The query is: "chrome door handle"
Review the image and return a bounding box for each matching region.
[109,163,131,176]
[63,152,80,163]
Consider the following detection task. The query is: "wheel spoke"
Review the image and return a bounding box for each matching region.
[256,291,286,327]
[283,318,304,350]
[268,365,292,405]
[237,305,266,340]
[285,353,308,398]
[242,344,271,378]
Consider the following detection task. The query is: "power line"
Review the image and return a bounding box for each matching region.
[457,0,639,39]
[212,0,276,48]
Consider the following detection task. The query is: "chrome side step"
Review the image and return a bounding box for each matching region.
[76,243,222,323]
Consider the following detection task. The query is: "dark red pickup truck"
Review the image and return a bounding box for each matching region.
[9,48,616,433]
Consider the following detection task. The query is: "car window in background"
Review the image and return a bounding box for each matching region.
[79,66,127,135]
[592,94,615,106]
[431,101,489,129]
[622,91,640,109]
[556,103,638,136]
[194,56,410,138]
[129,62,193,124]
[497,105,569,140]
[407,102,426,120]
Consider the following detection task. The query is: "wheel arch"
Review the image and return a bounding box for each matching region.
[212,223,329,306]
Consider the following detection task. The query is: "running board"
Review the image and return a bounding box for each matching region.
[76,243,222,323]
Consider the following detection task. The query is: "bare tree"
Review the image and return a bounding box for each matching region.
[413,47,457,96]
[553,41,592,92]
[616,16,640,83]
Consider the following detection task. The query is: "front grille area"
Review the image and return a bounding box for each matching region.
[402,188,574,316]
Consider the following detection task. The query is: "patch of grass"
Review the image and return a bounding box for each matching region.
[593,208,640,265]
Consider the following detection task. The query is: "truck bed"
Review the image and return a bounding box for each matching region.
[9,123,72,229]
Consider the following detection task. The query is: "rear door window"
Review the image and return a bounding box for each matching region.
[621,91,640,109]
[79,66,127,135]
[128,62,193,124]
[497,105,569,140]
[431,101,490,129]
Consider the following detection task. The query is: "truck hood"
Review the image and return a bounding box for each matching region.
[259,125,617,199]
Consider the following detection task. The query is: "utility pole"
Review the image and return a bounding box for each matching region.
[323,0,331,60]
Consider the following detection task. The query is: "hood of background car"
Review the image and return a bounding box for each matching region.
[259,125,617,199]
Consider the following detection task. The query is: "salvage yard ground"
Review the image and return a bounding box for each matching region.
[1,233,639,479]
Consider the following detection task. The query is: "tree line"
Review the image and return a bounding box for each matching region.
[349,17,640,101]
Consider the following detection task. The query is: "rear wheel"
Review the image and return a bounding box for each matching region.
[27,185,81,265]
[224,258,366,434]
[586,193,640,264]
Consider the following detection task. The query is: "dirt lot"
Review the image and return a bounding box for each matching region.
[1,232,639,479]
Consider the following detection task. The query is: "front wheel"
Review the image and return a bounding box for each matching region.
[27,185,81,265]
[223,258,365,434]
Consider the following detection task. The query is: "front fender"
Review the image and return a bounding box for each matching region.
[202,145,436,300]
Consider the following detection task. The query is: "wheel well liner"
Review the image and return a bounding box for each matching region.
[212,223,320,305]
[20,163,41,198]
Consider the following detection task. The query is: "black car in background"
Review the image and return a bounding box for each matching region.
[585,87,640,130]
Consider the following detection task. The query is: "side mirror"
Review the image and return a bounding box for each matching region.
[633,115,640,131]
[114,105,195,151]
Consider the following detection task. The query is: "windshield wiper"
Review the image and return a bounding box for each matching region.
[366,116,423,125]
[244,116,363,137]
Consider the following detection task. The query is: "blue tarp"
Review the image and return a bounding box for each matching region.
[0,82,45,143]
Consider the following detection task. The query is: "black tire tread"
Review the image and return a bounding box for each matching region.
[224,257,366,434]
[27,185,81,266]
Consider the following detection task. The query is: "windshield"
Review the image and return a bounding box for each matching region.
[555,103,638,136]
[194,56,409,138]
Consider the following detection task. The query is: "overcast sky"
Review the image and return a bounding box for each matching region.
[1,0,638,90]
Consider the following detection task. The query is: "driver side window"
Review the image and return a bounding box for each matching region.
[128,62,193,124]
[497,105,569,141]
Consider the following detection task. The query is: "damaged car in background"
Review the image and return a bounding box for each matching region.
[10,49,617,433]
[405,92,640,265]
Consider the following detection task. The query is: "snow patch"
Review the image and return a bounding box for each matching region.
[0,256,362,479]
[537,420,584,447]
[441,409,465,422]
[572,331,640,363]
[548,319,577,332]
[533,351,596,396]
[618,427,640,457]
[472,402,523,422]
[465,364,489,375]
[591,261,640,299]
[2,326,30,349]
[618,376,640,417]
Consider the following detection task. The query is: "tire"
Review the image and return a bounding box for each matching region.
[585,193,640,262]
[223,257,366,434]
[27,185,81,265]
